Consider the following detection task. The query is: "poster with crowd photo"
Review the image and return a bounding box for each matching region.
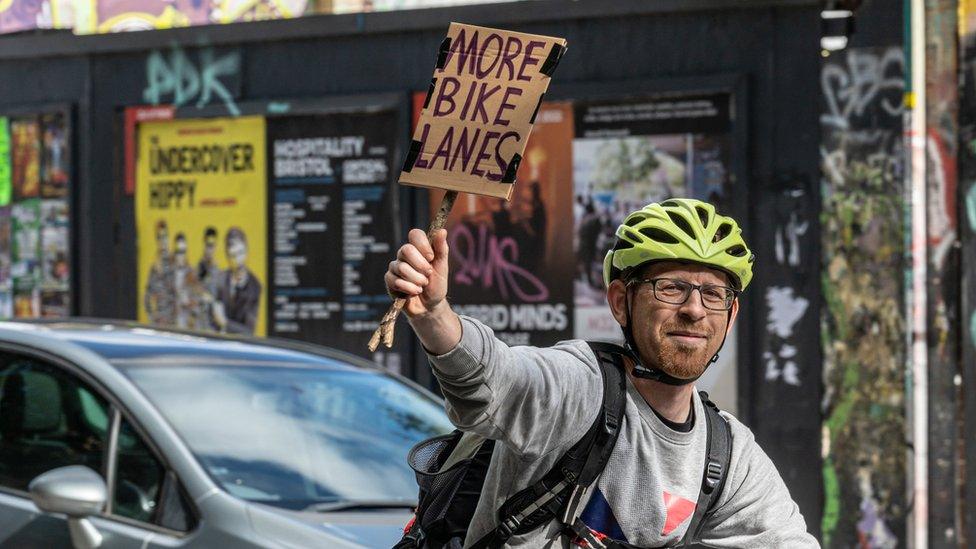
[11,117,40,200]
[426,101,576,347]
[11,198,41,317]
[572,94,733,340]
[266,110,401,367]
[136,116,268,336]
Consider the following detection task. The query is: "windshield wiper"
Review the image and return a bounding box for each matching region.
[303,499,417,512]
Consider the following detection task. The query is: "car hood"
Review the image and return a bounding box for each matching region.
[248,503,412,548]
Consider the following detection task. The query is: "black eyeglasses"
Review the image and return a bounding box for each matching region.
[627,277,739,311]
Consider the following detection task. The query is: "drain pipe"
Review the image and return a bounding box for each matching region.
[907,0,928,546]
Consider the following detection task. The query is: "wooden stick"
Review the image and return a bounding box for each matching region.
[368,190,459,352]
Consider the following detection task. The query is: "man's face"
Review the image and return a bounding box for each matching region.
[608,261,738,380]
[204,237,216,260]
[156,229,169,254]
[227,238,247,269]
[174,240,187,266]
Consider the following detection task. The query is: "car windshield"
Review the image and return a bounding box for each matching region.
[118,361,453,511]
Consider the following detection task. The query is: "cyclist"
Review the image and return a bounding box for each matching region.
[386,198,818,547]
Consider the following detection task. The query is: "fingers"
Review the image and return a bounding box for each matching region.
[390,258,429,286]
[431,228,449,260]
[385,269,422,296]
[397,242,434,277]
[408,228,435,261]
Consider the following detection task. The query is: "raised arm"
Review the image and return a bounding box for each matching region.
[385,227,600,458]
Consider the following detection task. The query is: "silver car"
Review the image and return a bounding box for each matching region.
[0,320,453,548]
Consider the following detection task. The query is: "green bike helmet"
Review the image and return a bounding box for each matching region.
[602,198,755,290]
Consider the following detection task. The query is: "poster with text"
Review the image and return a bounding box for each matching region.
[136,116,268,336]
[11,117,40,200]
[428,101,575,347]
[266,110,401,368]
[572,94,732,339]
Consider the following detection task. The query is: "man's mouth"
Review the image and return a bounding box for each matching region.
[667,331,709,345]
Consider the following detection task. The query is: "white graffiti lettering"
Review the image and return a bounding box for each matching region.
[821,47,905,130]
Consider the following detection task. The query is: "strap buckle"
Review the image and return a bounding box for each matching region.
[703,459,723,493]
[498,516,521,538]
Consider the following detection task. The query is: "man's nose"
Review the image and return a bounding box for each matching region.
[678,288,709,320]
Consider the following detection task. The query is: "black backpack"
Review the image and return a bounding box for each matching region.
[395,342,732,549]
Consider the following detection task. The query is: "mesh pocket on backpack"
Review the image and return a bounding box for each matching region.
[408,432,463,490]
[406,431,495,537]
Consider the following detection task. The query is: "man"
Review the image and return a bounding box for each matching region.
[195,227,222,330]
[214,227,261,334]
[197,227,220,296]
[386,198,818,547]
[144,220,175,326]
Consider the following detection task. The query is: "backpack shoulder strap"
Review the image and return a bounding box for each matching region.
[680,391,732,547]
[469,341,627,549]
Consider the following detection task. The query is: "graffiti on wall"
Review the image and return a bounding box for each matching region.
[764,184,813,387]
[820,46,907,548]
[143,46,242,116]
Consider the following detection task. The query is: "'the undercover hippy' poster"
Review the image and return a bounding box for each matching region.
[267,110,401,366]
[136,116,268,336]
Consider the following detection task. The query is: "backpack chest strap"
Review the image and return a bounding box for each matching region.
[470,343,628,549]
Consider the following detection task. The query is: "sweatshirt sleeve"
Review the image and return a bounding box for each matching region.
[698,419,820,548]
[427,315,602,459]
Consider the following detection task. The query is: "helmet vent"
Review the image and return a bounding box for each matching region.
[695,206,709,227]
[661,200,681,208]
[639,227,679,244]
[713,222,732,242]
[624,215,645,227]
[666,211,696,239]
[614,239,634,251]
[726,245,748,257]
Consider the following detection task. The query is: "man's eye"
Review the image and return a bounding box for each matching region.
[702,287,728,302]
[658,282,684,293]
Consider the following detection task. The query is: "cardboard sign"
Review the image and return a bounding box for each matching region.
[398,23,567,200]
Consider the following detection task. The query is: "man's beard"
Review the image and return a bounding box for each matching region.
[650,322,716,380]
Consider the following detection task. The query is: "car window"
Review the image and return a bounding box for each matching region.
[112,418,195,532]
[113,419,164,522]
[120,364,453,511]
[0,354,109,491]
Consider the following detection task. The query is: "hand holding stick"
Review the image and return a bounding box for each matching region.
[368,191,458,351]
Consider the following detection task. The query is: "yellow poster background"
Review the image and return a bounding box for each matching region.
[136,116,267,336]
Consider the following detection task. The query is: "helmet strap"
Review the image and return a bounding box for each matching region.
[623,285,699,386]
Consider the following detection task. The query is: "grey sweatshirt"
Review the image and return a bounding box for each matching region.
[428,316,819,548]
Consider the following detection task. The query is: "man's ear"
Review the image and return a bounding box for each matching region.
[725,297,740,336]
[607,279,629,327]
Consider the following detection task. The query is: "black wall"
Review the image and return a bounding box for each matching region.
[0,0,824,535]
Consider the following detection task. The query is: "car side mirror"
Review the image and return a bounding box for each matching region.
[29,465,106,549]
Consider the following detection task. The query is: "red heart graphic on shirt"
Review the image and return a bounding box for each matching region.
[661,491,697,535]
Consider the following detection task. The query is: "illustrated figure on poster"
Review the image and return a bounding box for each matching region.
[172,232,207,330]
[213,227,261,335]
[144,220,176,325]
[197,227,220,296]
[194,226,223,330]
